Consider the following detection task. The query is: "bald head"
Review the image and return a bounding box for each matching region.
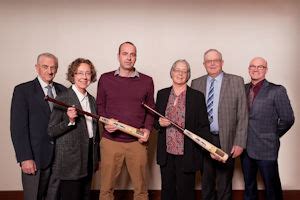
[248,57,268,85]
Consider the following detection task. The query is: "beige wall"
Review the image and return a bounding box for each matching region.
[1,0,299,190]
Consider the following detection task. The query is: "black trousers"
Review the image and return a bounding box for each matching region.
[160,153,196,200]
[59,138,94,200]
[59,175,92,200]
[201,134,235,200]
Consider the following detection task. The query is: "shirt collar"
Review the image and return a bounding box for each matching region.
[114,67,140,78]
[37,76,53,88]
[251,79,265,88]
[208,72,223,82]
[72,84,88,102]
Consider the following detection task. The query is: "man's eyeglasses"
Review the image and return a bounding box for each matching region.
[40,65,57,71]
[249,65,266,70]
[204,59,222,65]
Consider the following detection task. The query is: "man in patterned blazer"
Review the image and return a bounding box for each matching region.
[191,49,248,200]
[241,57,294,200]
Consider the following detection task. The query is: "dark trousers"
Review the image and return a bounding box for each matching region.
[45,170,60,200]
[21,167,51,200]
[201,134,235,200]
[160,153,196,200]
[241,152,283,200]
[59,175,92,200]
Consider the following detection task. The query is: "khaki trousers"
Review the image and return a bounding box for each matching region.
[99,138,148,200]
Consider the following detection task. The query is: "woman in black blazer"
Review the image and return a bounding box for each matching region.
[155,59,211,200]
[48,58,99,200]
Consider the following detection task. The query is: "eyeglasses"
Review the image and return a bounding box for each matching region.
[249,65,266,70]
[75,71,92,77]
[40,65,57,71]
[204,59,222,65]
[172,68,188,74]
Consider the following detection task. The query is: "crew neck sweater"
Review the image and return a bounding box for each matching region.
[96,71,155,142]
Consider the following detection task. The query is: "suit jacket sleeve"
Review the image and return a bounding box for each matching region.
[275,86,295,137]
[48,95,75,138]
[10,86,33,162]
[233,77,248,148]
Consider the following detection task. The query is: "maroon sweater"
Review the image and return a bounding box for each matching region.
[96,71,155,142]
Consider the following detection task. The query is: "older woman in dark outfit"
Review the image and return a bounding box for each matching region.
[155,59,211,200]
[48,58,99,200]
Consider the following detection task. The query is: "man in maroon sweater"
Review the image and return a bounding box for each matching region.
[96,41,155,200]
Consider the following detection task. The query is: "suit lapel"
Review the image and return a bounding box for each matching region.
[245,83,251,95]
[185,87,192,129]
[251,80,269,112]
[68,88,83,109]
[33,78,51,116]
[53,82,62,95]
[201,75,208,95]
[219,73,228,108]
[161,87,172,116]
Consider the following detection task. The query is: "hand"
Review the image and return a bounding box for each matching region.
[104,118,118,133]
[138,128,150,143]
[67,106,77,123]
[230,145,244,158]
[210,153,226,163]
[158,117,171,127]
[21,160,37,175]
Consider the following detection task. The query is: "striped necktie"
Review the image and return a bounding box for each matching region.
[207,79,215,124]
[46,85,54,111]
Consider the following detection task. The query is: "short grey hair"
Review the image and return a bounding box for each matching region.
[170,59,191,82]
[203,49,223,61]
[37,52,58,67]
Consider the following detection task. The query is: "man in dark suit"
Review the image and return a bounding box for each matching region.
[241,57,294,200]
[10,53,66,200]
[191,49,248,200]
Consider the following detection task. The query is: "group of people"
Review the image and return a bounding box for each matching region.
[10,41,294,200]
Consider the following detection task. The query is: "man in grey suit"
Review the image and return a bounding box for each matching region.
[191,49,248,200]
[241,57,294,200]
[11,53,66,200]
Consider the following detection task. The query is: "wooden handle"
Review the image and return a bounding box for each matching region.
[143,102,229,162]
[45,95,145,139]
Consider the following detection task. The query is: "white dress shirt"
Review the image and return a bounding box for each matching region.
[37,76,57,97]
[72,85,93,138]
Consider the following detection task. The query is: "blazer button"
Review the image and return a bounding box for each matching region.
[50,141,54,145]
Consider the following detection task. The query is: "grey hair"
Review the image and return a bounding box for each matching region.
[203,49,223,61]
[37,52,58,67]
[170,59,191,82]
